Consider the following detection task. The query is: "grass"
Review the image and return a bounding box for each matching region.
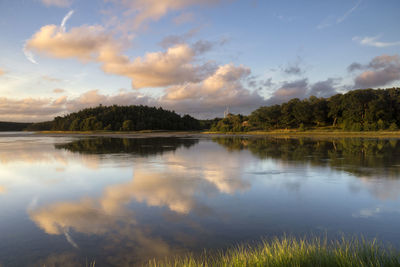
[204,129,400,138]
[147,236,400,267]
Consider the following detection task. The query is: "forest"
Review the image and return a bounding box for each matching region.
[211,87,400,132]
[26,105,202,131]
[0,122,32,131]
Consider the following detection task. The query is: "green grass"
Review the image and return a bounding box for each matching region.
[147,236,400,267]
[203,129,400,138]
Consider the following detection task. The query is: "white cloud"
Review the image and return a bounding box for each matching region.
[61,10,74,32]
[23,44,38,64]
[353,35,400,48]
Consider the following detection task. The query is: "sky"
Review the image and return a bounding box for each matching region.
[0,0,399,122]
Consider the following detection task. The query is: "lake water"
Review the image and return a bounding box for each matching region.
[1,134,400,266]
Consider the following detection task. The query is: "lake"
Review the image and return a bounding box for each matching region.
[1,133,400,266]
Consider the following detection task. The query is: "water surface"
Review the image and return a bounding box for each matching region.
[1,134,400,266]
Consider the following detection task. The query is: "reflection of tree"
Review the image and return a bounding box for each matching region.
[213,137,400,178]
[55,137,198,156]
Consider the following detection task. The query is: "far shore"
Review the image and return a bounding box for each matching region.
[7,129,399,139]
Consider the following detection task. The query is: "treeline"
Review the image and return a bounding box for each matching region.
[27,105,202,131]
[0,121,32,131]
[211,88,400,132]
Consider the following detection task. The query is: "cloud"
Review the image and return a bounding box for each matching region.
[317,0,362,29]
[283,65,302,76]
[23,44,38,64]
[61,10,74,32]
[162,64,266,116]
[349,54,400,88]
[347,62,363,72]
[29,199,119,235]
[108,0,225,29]
[266,78,340,104]
[26,23,214,88]
[336,0,362,24]
[29,151,251,236]
[267,79,309,104]
[0,72,342,122]
[353,35,400,48]
[106,43,213,88]
[309,78,339,98]
[42,75,62,82]
[53,88,66,93]
[26,24,120,61]
[282,57,304,76]
[0,83,264,121]
[101,171,200,214]
[23,9,74,64]
[0,186,6,194]
[159,28,200,48]
[0,96,66,121]
[41,0,73,7]
[0,90,128,122]
[65,90,154,111]
[0,68,4,76]
[27,152,251,259]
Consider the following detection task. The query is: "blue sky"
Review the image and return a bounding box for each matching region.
[0,0,399,121]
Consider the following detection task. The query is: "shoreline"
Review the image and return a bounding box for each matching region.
[18,130,400,139]
[1,130,400,139]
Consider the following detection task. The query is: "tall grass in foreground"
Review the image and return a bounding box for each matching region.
[147,236,400,267]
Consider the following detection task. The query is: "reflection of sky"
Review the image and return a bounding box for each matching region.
[1,135,400,265]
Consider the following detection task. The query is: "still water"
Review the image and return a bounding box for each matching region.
[1,134,400,266]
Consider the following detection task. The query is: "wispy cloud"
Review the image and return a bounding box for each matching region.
[61,10,74,32]
[317,0,362,29]
[353,35,400,48]
[336,0,362,24]
[22,43,38,64]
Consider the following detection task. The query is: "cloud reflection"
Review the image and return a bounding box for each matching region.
[28,143,253,262]
[0,185,6,194]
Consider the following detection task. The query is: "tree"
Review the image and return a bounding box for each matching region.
[122,120,134,131]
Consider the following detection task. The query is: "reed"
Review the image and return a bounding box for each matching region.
[147,236,400,267]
